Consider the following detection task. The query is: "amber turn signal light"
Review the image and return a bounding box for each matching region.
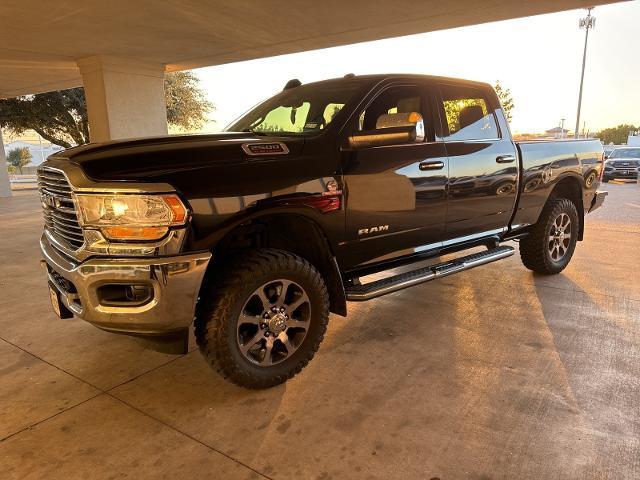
[163,195,187,223]
[102,226,169,241]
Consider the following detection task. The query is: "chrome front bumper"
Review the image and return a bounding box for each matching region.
[604,167,639,178]
[41,234,211,335]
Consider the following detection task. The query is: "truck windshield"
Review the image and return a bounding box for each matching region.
[610,148,640,158]
[227,82,360,136]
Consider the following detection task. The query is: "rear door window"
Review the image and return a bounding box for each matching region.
[439,85,499,141]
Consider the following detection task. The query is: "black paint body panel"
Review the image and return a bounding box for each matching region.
[47,74,604,275]
[514,140,603,228]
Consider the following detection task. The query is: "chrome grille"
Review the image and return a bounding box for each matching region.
[37,168,84,250]
[610,160,639,168]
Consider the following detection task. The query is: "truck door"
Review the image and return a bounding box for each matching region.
[339,82,448,270]
[436,82,518,241]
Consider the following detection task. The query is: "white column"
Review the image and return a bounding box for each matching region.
[0,125,11,197]
[76,56,168,142]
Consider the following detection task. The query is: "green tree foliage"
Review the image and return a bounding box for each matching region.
[7,147,32,174]
[164,71,214,131]
[597,124,637,145]
[0,89,89,148]
[0,72,213,148]
[494,81,515,123]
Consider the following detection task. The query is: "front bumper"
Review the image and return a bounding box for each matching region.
[41,234,211,336]
[604,168,639,178]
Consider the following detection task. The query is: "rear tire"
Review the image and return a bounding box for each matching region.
[195,248,330,389]
[519,197,579,275]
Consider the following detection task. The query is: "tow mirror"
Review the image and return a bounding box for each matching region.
[348,112,425,149]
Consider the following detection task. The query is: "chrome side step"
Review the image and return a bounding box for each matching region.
[345,246,515,301]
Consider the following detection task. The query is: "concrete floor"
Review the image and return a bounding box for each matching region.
[1,184,638,480]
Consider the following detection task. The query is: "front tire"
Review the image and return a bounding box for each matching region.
[195,249,329,389]
[519,197,579,275]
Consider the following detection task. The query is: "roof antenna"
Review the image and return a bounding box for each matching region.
[283,79,302,90]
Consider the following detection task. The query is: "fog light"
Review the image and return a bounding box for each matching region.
[97,284,153,307]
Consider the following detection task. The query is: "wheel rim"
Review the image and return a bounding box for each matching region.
[548,213,572,261]
[236,279,311,367]
[496,183,514,195]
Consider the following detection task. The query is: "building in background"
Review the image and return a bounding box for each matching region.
[513,126,575,141]
[628,130,640,146]
[544,127,571,138]
[3,131,65,174]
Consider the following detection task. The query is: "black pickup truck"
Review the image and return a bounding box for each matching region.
[39,74,606,388]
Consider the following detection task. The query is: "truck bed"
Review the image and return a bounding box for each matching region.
[512,138,603,229]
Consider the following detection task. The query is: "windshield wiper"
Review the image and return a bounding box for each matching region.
[241,128,271,136]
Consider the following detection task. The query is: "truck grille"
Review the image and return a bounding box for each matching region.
[610,160,639,168]
[37,168,85,250]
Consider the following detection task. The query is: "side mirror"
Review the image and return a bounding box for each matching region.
[348,112,425,149]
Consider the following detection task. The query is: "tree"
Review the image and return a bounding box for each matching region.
[597,124,637,145]
[494,81,515,123]
[165,71,213,131]
[0,89,88,148]
[7,147,32,174]
[0,72,213,148]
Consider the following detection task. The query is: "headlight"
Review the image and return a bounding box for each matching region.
[75,193,187,241]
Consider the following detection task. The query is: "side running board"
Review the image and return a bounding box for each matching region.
[345,246,514,302]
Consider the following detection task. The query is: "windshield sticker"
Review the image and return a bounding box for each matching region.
[242,142,290,156]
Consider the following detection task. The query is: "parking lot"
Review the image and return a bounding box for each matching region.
[1,183,638,479]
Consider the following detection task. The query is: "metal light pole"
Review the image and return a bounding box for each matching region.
[575,7,595,139]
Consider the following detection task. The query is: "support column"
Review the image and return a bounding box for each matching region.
[76,56,168,142]
[0,126,11,197]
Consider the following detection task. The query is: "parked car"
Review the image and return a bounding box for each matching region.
[38,74,607,388]
[603,144,617,158]
[603,147,640,182]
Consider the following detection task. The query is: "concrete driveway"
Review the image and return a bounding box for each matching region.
[1,184,639,480]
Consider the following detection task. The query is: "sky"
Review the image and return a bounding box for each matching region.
[193,1,639,135]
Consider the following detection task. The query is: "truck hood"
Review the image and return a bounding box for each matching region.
[49,132,306,182]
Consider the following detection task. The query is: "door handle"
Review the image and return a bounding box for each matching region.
[496,154,516,164]
[419,161,445,171]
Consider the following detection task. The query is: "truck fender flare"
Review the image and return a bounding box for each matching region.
[203,208,348,317]
[545,173,585,241]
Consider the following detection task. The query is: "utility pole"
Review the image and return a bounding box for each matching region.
[575,7,595,139]
[560,118,566,138]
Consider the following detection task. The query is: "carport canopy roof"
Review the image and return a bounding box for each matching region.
[0,0,618,98]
